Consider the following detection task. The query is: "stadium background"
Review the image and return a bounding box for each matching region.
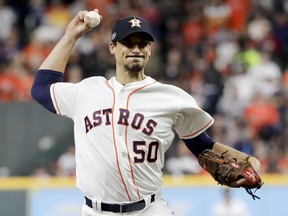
[1,0,288,215]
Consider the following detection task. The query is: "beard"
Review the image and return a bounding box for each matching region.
[124,62,144,73]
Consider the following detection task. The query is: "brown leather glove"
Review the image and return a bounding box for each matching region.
[198,149,263,200]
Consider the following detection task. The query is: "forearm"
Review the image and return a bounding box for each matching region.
[212,142,261,172]
[183,132,215,157]
[39,34,77,72]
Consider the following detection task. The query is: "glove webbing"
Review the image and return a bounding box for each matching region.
[245,181,264,200]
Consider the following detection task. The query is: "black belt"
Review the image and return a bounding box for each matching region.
[85,194,155,213]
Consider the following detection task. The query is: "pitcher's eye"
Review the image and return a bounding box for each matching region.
[119,41,150,48]
[138,41,150,48]
[120,41,133,48]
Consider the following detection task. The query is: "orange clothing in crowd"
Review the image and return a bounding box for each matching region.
[0,71,33,102]
[22,41,52,71]
[203,0,232,38]
[244,98,279,135]
[0,72,21,101]
[227,0,251,32]
[182,16,203,45]
[86,0,116,18]
[277,156,288,173]
[16,74,34,101]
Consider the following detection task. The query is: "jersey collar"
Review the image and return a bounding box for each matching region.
[109,76,155,89]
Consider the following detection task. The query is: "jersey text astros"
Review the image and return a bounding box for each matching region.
[84,108,157,135]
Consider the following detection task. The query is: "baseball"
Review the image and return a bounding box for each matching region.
[84,11,101,28]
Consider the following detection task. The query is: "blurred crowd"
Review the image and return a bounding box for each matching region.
[1,0,288,176]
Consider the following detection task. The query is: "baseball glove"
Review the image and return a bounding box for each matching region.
[198,149,263,200]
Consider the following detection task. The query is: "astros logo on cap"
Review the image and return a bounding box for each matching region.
[129,17,142,28]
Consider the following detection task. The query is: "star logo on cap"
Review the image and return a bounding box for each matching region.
[129,17,142,28]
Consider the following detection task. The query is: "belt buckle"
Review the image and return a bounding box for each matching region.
[119,204,123,213]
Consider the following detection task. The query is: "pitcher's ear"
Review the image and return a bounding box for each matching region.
[109,42,117,54]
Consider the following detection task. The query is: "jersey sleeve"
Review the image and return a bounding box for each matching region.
[174,90,214,139]
[50,82,78,119]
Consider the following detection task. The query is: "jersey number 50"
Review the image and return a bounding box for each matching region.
[133,141,159,163]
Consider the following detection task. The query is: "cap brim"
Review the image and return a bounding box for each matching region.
[114,31,154,42]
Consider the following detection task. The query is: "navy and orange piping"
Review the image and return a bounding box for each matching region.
[181,118,214,138]
[106,80,132,201]
[124,80,157,199]
[52,84,61,114]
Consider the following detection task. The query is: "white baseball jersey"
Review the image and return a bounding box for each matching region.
[50,76,214,203]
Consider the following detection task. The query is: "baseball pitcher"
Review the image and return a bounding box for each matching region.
[31,9,262,216]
